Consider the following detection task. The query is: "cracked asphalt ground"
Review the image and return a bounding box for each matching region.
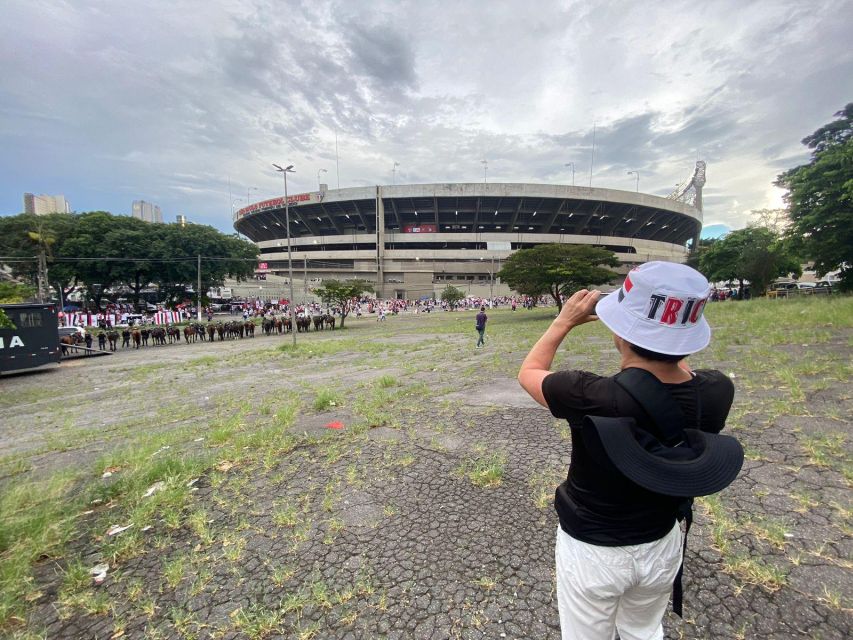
[1,298,851,639]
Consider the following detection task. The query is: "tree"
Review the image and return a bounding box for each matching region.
[439,285,465,309]
[0,282,35,329]
[497,244,619,311]
[312,279,374,328]
[776,104,853,291]
[698,225,801,296]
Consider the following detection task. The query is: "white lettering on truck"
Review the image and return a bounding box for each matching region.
[0,336,25,349]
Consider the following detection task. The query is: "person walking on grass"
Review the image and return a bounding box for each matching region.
[475,305,488,348]
[518,262,743,640]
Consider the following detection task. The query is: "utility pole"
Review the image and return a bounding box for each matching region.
[197,255,202,321]
[273,163,297,346]
[37,248,48,303]
[489,255,494,302]
[303,257,307,298]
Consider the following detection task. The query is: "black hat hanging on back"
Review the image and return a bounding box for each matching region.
[582,415,744,497]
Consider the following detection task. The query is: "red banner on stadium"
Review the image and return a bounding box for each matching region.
[237,193,312,218]
[402,224,438,233]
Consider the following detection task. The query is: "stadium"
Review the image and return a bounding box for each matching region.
[233,163,706,300]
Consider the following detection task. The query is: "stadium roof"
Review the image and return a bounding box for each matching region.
[234,182,702,247]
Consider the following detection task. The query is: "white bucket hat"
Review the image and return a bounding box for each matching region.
[595,261,712,355]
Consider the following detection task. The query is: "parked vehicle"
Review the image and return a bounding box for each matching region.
[1,304,61,374]
[768,281,815,298]
[814,280,835,294]
[58,326,86,340]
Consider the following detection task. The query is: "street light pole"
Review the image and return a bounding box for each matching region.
[481,159,488,185]
[489,255,494,302]
[627,170,640,192]
[564,162,575,186]
[273,163,297,346]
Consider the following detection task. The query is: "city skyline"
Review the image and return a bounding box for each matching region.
[1,0,851,235]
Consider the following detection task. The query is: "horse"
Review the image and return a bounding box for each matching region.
[59,335,78,356]
[244,321,255,338]
[312,315,324,331]
[207,324,216,342]
[324,314,336,330]
[107,330,119,351]
[166,326,180,344]
[152,328,167,346]
[121,329,131,348]
[132,329,141,349]
[140,328,150,347]
[183,325,196,343]
[296,316,311,333]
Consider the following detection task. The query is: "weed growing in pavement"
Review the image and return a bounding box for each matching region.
[473,575,497,591]
[270,564,295,587]
[376,374,397,388]
[746,516,790,549]
[529,468,565,509]
[801,432,847,468]
[162,555,187,589]
[232,603,284,639]
[169,607,199,638]
[312,388,340,411]
[724,554,788,591]
[458,451,507,488]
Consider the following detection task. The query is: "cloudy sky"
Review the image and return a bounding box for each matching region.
[1,0,851,234]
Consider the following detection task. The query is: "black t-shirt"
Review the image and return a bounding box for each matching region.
[542,369,735,546]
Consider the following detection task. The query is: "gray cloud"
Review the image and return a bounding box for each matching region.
[1,0,851,230]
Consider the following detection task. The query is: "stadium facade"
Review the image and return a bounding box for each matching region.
[234,165,705,300]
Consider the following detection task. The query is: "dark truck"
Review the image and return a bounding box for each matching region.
[0,303,61,374]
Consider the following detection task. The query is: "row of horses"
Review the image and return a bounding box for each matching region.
[59,315,338,354]
[261,313,336,335]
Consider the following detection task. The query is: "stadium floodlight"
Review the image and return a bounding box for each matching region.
[564,162,575,186]
[317,168,327,189]
[273,163,297,347]
[627,170,640,192]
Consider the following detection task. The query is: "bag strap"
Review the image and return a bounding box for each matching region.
[614,368,686,445]
[615,367,700,618]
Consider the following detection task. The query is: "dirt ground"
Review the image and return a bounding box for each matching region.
[1,303,851,639]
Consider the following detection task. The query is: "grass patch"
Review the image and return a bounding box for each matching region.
[232,603,284,639]
[528,468,564,509]
[376,374,397,388]
[458,451,507,488]
[802,432,847,468]
[724,554,788,591]
[312,388,341,411]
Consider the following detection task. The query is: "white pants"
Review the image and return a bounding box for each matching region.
[555,523,683,640]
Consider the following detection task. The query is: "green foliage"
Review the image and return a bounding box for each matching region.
[0,282,36,328]
[776,104,853,290]
[497,244,618,310]
[0,211,258,309]
[698,224,801,296]
[311,279,374,328]
[439,285,465,309]
[0,282,35,304]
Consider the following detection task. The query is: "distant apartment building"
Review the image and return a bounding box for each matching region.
[23,193,71,215]
[176,214,187,226]
[132,200,163,223]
